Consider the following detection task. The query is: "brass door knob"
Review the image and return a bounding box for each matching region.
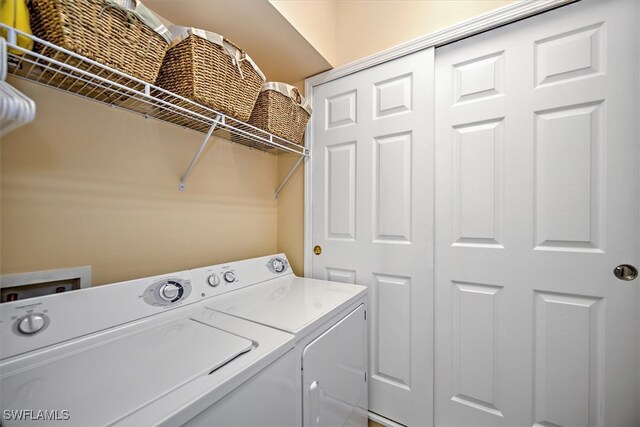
[313,245,322,255]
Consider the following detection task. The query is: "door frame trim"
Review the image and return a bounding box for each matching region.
[303,0,576,275]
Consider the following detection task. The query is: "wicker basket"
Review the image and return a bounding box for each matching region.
[27,0,170,83]
[155,28,265,122]
[247,83,312,145]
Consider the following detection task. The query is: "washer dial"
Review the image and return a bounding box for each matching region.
[160,283,181,301]
[223,271,236,283]
[17,313,47,335]
[143,278,190,306]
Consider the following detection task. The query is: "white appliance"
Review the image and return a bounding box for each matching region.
[192,254,368,427]
[0,269,297,426]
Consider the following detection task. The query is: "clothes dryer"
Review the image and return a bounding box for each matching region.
[192,254,368,427]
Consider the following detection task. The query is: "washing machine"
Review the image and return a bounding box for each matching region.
[191,254,368,427]
[0,268,297,426]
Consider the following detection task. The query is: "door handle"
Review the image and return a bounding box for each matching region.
[313,245,322,255]
[614,264,638,281]
[309,380,320,426]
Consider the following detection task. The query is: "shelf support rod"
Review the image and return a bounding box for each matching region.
[179,115,221,191]
[275,155,306,199]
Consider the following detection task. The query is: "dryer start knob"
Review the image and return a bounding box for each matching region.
[17,313,46,335]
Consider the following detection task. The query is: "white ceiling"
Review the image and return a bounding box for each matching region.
[144,0,332,84]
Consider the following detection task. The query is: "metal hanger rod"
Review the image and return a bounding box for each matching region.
[275,155,306,199]
[179,116,221,191]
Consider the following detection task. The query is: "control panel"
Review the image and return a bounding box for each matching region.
[1,255,291,359]
[191,254,293,299]
[1,270,196,360]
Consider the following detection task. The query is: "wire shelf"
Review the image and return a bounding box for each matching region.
[1,24,309,158]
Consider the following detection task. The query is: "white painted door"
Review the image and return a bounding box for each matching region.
[435,0,639,426]
[302,305,367,427]
[310,48,434,426]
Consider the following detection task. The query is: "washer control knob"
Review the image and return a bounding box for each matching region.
[17,314,46,335]
[223,271,236,283]
[208,274,220,287]
[160,283,181,301]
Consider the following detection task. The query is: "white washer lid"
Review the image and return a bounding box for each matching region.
[0,319,252,426]
[205,276,367,338]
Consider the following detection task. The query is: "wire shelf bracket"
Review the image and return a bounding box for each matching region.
[1,24,310,196]
[275,155,306,199]
[179,115,222,191]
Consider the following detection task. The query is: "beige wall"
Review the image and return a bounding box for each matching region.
[276,153,305,276]
[334,0,515,67]
[276,79,306,276]
[1,79,279,286]
[270,0,339,66]
[271,0,514,68]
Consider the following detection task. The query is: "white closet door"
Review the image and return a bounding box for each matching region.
[310,48,434,426]
[435,0,639,426]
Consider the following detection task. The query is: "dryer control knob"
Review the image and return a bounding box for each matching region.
[223,271,236,283]
[160,283,181,301]
[208,274,220,287]
[268,257,288,274]
[272,259,286,273]
[17,314,46,335]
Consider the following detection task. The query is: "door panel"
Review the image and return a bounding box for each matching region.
[453,119,505,247]
[326,141,357,240]
[435,1,639,426]
[311,48,434,426]
[373,132,412,243]
[374,273,412,389]
[534,101,603,251]
[451,282,504,418]
[532,291,602,427]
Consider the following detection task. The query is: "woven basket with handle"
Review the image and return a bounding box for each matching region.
[26,0,169,83]
[247,83,312,145]
[155,29,265,122]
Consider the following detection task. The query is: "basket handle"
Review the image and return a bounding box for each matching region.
[102,0,139,24]
[289,87,303,106]
[101,0,173,45]
[222,37,246,80]
[223,38,243,54]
